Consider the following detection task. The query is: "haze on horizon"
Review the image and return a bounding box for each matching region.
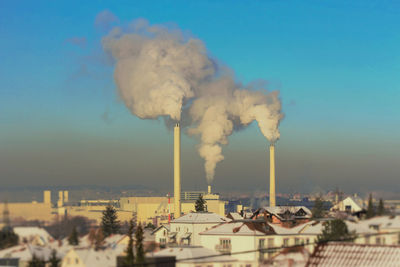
[0,0,399,196]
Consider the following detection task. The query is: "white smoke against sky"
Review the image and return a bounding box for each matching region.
[101,17,283,184]
[102,19,215,121]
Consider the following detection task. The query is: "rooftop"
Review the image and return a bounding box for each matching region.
[200,221,275,236]
[307,242,400,267]
[171,212,230,224]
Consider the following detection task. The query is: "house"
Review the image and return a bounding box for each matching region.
[306,242,400,266]
[61,247,123,267]
[330,196,365,213]
[252,206,312,227]
[152,224,170,247]
[13,227,54,246]
[148,246,237,267]
[0,244,56,267]
[200,220,282,266]
[358,215,400,245]
[169,212,230,246]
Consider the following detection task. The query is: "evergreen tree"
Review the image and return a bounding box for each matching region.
[0,228,19,249]
[366,194,375,219]
[101,205,120,237]
[135,224,145,266]
[48,249,61,267]
[124,220,135,267]
[317,219,356,243]
[312,196,325,219]
[377,198,385,216]
[67,226,79,246]
[195,195,206,212]
[28,254,45,267]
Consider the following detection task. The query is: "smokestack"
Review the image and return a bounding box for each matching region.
[43,190,51,204]
[63,191,69,203]
[208,185,211,194]
[57,190,64,208]
[174,123,181,218]
[269,143,276,207]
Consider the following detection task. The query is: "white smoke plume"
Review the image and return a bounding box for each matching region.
[102,19,215,121]
[101,17,283,185]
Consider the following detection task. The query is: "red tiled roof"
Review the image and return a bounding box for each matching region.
[306,242,400,267]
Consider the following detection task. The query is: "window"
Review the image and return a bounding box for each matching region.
[365,236,370,244]
[220,238,231,249]
[259,239,265,248]
[376,237,381,244]
[295,238,301,245]
[306,238,310,244]
[283,238,289,247]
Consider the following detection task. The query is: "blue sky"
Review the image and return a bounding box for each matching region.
[0,0,399,195]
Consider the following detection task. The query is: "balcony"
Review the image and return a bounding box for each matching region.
[215,244,232,254]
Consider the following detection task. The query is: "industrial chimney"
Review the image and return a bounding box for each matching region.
[208,185,211,195]
[269,143,276,207]
[174,123,181,218]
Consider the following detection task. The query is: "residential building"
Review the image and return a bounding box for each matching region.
[169,212,230,246]
[148,246,238,267]
[61,247,122,267]
[13,226,54,246]
[330,196,365,213]
[252,206,312,227]
[199,220,279,266]
[0,244,56,267]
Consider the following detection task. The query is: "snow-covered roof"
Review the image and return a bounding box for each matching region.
[64,247,121,267]
[200,221,274,236]
[104,234,125,247]
[152,224,170,235]
[13,227,53,245]
[261,206,312,217]
[171,212,230,224]
[307,242,400,266]
[294,220,377,236]
[148,246,237,263]
[360,216,400,230]
[0,244,55,261]
[269,223,302,235]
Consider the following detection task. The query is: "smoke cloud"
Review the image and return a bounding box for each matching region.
[102,17,283,185]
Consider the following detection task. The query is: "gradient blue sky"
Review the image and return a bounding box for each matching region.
[0,0,399,195]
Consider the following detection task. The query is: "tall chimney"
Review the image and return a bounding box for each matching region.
[57,190,64,208]
[43,190,51,204]
[208,185,211,195]
[63,191,69,203]
[269,143,276,207]
[174,123,181,218]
